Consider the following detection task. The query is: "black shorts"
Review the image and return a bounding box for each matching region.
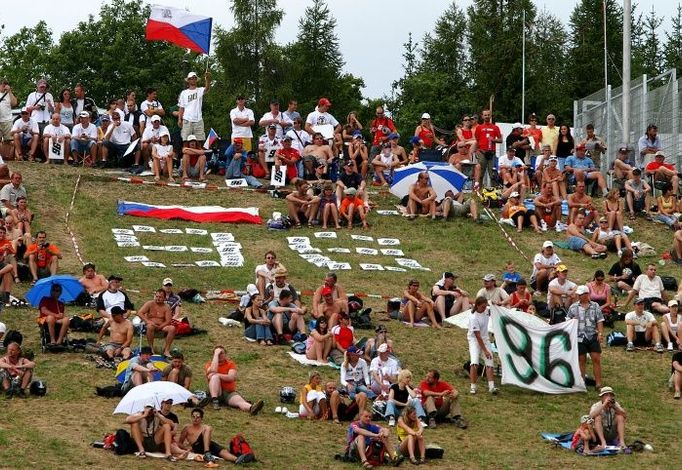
[432,294,455,313]
[634,331,652,346]
[511,209,535,227]
[191,438,224,456]
[578,337,602,354]
[642,297,663,312]
[143,436,162,453]
[331,398,359,422]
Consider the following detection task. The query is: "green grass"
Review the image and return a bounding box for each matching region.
[1,163,681,469]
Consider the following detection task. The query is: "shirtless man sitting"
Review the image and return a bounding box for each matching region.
[314,286,348,328]
[449,143,481,188]
[312,272,348,319]
[79,263,109,297]
[96,306,133,361]
[178,408,253,464]
[533,183,562,228]
[138,289,176,357]
[568,181,599,225]
[612,146,635,186]
[302,132,334,176]
[285,179,320,228]
[0,342,35,397]
[406,171,437,219]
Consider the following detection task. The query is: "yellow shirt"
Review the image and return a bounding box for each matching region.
[541,126,559,154]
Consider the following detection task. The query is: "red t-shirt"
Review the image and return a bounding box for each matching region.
[510,291,532,312]
[418,128,434,148]
[523,127,542,150]
[204,359,237,392]
[474,123,502,152]
[38,297,64,321]
[277,147,301,180]
[371,118,396,146]
[646,161,674,172]
[418,379,453,407]
[332,325,354,350]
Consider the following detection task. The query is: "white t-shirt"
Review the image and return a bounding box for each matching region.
[154,143,173,159]
[286,128,311,154]
[624,310,656,332]
[12,118,39,136]
[259,111,292,138]
[25,91,55,122]
[178,87,205,122]
[43,124,70,139]
[498,156,525,169]
[369,356,400,382]
[663,312,680,333]
[108,121,136,145]
[230,106,255,138]
[305,110,339,129]
[0,91,12,122]
[140,99,163,116]
[254,263,280,284]
[633,274,664,299]
[340,358,370,387]
[141,124,169,143]
[467,309,491,341]
[71,123,98,140]
[547,278,577,304]
[530,252,561,280]
[475,286,509,304]
[258,134,282,163]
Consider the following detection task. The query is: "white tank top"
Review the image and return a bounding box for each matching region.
[154,144,173,159]
[663,313,680,333]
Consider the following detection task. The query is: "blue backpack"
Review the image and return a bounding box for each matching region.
[607,331,628,346]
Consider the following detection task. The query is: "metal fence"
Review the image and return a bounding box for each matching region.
[574,69,680,171]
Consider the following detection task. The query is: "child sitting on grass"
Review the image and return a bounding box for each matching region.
[570,415,600,454]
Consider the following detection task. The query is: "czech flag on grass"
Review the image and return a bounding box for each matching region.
[146,5,212,55]
[118,201,261,224]
[203,128,219,149]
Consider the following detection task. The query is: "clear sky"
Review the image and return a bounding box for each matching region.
[1,0,678,99]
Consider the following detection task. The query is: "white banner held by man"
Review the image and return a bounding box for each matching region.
[490,306,586,394]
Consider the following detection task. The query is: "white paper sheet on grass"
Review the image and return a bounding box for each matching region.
[327,261,351,270]
[142,245,165,251]
[190,247,213,253]
[287,236,310,245]
[395,258,423,268]
[375,210,400,216]
[288,351,337,368]
[211,233,235,242]
[215,245,242,254]
[380,249,404,256]
[327,247,351,253]
[133,225,156,233]
[383,266,407,272]
[159,228,184,234]
[112,228,135,235]
[350,234,373,242]
[165,246,188,252]
[185,228,208,235]
[356,247,378,255]
[196,260,221,267]
[377,238,400,246]
[213,241,242,249]
[141,261,166,267]
[117,241,140,248]
[360,263,384,271]
[114,235,138,242]
[314,232,337,239]
[124,255,149,262]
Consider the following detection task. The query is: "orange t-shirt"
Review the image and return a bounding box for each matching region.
[0,239,15,255]
[204,359,237,392]
[26,243,60,268]
[340,197,364,215]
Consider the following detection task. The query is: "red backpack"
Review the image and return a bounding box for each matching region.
[229,434,254,458]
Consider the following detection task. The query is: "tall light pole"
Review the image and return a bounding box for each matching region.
[623,0,631,144]
[521,9,526,123]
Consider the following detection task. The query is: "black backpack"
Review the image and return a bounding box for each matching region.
[112,429,136,455]
[549,307,567,325]
[3,330,23,347]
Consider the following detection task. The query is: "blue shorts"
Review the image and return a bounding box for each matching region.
[656,214,678,227]
[567,236,588,251]
[71,139,95,153]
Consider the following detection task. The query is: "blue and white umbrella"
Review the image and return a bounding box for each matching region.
[390,162,468,200]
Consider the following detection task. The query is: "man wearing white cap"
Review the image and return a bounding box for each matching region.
[178,71,210,142]
[25,79,54,129]
[141,115,169,166]
[530,241,562,292]
[41,113,71,164]
[567,285,605,388]
[161,278,183,320]
[369,342,400,396]
[70,111,97,164]
[624,297,664,353]
[547,264,577,310]
[10,108,39,160]
[181,135,207,181]
[476,274,509,306]
[589,386,627,449]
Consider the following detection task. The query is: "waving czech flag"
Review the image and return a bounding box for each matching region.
[146,5,212,55]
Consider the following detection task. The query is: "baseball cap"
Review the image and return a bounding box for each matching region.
[580,415,594,425]
[668,299,678,307]
[506,145,515,151]
[79,111,90,118]
[282,135,293,142]
[318,97,331,107]
[352,131,363,140]
[20,107,29,114]
[388,133,399,140]
[150,115,161,122]
[482,273,496,282]
[421,113,431,119]
[409,136,422,145]
[576,285,589,295]
[555,264,568,273]
[161,397,173,404]
[144,402,155,409]
[548,156,558,161]
[599,386,615,397]
[186,71,198,80]
[346,345,360,355]
[344,160,354,168]
[343,187,357,196]
[618,146,628,153]
[162,278,173,286]
[655,150,665,158]
[634,298,645,305]
[233,137,243,144]
[267,123,276,129]
[510,191,520,198]
[246,283,259,296]
[186,135,197,142]
[512,122,523,129]
[542,241,553,249]
[377,343,389,353]
[110,306,125,317]
[321,286,333,297]
[140,346,153,355]
[100,114,111,121]
[108,274,123,281]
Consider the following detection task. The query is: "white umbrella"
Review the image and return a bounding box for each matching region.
[390,162,468,200]
[113,381,193,415]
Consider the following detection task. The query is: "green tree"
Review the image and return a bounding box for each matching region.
[568,0,623,98]
[0,21,54,102]
[632,6,663,78]
[467,0,536,122]
[663,5,682,73]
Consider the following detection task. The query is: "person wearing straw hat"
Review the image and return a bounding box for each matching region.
[589,386,627,449]
[547,264,577,310]
[567,285,605,389]
[476,274,509,307]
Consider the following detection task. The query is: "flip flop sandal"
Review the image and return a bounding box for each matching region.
[136,451,146,458]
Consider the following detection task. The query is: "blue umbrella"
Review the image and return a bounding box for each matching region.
[390,162,468,200]
[25,274,85,307]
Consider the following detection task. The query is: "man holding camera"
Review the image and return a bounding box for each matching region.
[589,386,627,449]
[70,111,98,164]
[0,79,18,159]
[42,113,71,164]
[25,231,61,284]
[126,402,178,461]
[369,105,396,159]
[10,109,39,161]
[25,79,55,135]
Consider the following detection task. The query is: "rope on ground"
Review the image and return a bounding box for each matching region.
[66,172,85,265]
[475,190,531,264]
